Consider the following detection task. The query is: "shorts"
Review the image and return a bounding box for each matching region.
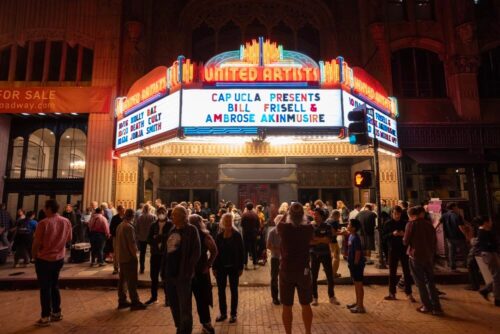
[348,263,365,282]
[279,269,313,306]
[362,235,375,251]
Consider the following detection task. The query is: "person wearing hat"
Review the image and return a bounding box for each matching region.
[310,207,339,306]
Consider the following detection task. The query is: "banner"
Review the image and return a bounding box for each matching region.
[0,87,112,114]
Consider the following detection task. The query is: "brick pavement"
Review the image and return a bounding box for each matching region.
[0,285,498,334]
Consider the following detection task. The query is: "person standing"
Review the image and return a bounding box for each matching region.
[62,204,78,228]
[161,205,201,334]
[346,219,366,313]
[31,199,72,326]
[115,208,146,311]
[383,206,415,302]
[88,208,110,266]
[476,216,500,307]
[277,202,314,334]
[310,207,338,306]
[336,200,350,224]
[110,205,125,274]
[0,203,13,249]
[213,213,245,324]
[440,202,467,271]
[190,214,218,334]
[146,206,171,306]
[267,224,282,305]
[241,202,259,269]
[135,203,156,274]
[356,204,377,265]
[404,206,443,315]
[13,210,37,267]
[327,210,342,278]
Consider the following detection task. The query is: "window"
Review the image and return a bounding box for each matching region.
[478,46,500,98]
[15,45,28,81]
[391,48,446,98]
[32,41,46,81]
[0,46,10,80]
[297,24,320,61]
[81,47,94,82]
[415,0,434,20]
[271,21,294,50]
[9,137,24,178]
[217,21,241,53]
[192,23,216,62]
[65,43,78,81]
[387,0,407,21]
[48,41,63,81]
[57,128,86,178]
[25,128,55,178]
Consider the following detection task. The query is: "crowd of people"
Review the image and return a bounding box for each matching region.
[0,197,499,334]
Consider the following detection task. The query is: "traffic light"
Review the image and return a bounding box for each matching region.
[354,170,373,188]
[347,105,370,145]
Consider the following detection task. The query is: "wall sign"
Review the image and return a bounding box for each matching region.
[115,92,179,149]
[181,89,342,129]
[343,92,398,148]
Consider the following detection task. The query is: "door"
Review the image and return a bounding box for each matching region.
[237,184,279,210]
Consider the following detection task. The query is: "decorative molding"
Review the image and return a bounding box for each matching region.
[160,165,218,188]
[297,165,351,188]
[447,55,480,74]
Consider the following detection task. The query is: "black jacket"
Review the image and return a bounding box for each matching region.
[213,229,245,271]
[383,218,408,252]
[147,219,172,255]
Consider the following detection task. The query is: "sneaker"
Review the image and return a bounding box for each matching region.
[346,302,357,309]
[202,323,215,334]
[416,305,430,314]
[215,315,227,322]
[117,301,132,309]
[350,306,366,313]
[35,317,50,327]
[50,312,63,322]
[311,298,319,306]
[229,316,237,323]
[406,294,416,303]
[384,294,396,301]
[329,296,340,305]
[145,298,158,305]
[272,299,281,306]
[130,302,147,311]
[479,290,490,301]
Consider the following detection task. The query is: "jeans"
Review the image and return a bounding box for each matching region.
[216,267,240,317]
[270,257,280,300]
[89,232,106,264]
[150,254,167,301]
[388,247,412,295]
[192,271,213,324]
[138,241,148,273]
[118,259,140,304]
[311,253,335,298]
[330,242,340,276]
[35,258,64,318]
[166,277,193,334]
[446,238,467,270]
[480,252,500,300]
[409,258,441,311]
[244,237,257,266]
[112,237,119,271]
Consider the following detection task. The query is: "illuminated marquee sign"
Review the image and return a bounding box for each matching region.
[115,92,179,149]
[343,92,398,148]
[181,89,342,130]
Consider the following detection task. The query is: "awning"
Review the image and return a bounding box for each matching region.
[405,151,488,165]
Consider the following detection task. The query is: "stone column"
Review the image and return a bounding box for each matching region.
[379,153,400,207]
[115,156,139,209]
[0,115,11,201]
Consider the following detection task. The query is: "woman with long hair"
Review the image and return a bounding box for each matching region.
[213,213,245,323]
[189,214,218,334]
[336,200,350,224]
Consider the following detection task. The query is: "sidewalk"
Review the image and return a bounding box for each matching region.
[0,285,498,334]
[0,250,468,289]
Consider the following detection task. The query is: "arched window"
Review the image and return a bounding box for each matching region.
[391,48,446,98]
[25,128,55,178]
[58,128,86,178]
[9,136,24,178]
[297,24,320,61]
[192,22,216,62]
[271,21,294,50]
[217,21,241,52]
[478,46,500,98]
[245,18,268,41]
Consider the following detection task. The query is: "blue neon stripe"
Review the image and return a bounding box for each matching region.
[183,127,258,135]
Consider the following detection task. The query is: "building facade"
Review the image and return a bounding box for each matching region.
[0,0,499,220]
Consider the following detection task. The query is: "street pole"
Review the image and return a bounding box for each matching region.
[373,137,387,269]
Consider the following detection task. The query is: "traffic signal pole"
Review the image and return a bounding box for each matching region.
[373,136,387,269]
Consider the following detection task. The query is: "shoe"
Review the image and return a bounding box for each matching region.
[432,308,444,316]
[50,312,63,322]
[349,306,366,313]
[311,298,318,306]
[329,296,340,305]
[406,294,416,303]
[479,290,490,301]
[35,317,50,327]
[145,298,158,305]
[464,286,479,291]
[215,315,227,322]
[384,294,396,301]
[416,305,430,314]
[117,301,132,309]
[112,270,118,275]
[229,316,237,323]
[89,262,94,267]
[202,323,215,334]
[272,299,281,305]
[130,302,147,311]
[346,302,357,309]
